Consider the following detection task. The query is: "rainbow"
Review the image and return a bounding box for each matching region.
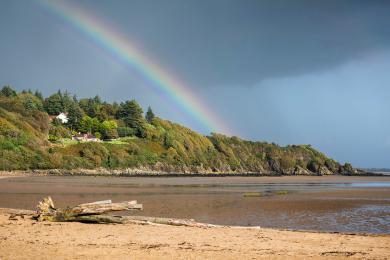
[38,0,232,135]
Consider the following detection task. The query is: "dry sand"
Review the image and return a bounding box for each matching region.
[0,211,389,259]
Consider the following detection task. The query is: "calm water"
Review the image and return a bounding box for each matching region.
[0,175,389,234]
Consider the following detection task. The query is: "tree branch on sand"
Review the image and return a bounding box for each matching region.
[34,197,142,223]
[32,197,216,227]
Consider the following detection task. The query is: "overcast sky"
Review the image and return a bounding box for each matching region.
[0,0,389,167]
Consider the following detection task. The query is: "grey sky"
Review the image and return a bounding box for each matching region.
[0,0,389,167]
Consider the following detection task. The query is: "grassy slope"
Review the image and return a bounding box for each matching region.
[0,107,51,170]
[0,97,354,175]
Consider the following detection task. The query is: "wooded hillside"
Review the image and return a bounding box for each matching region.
[0,86,357,175]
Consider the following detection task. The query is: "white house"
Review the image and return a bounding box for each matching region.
[56,112,69,124]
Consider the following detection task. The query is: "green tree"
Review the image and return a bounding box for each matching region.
[100,120,118,139]
[24,98,35,110]
[61,91,74,112]
[100,120,117,131]
[78,116,93,133]
[44,93,63,115]
[0,86,17,97]
[66,102,84,130]
[34,90,44,100]
[91,118,101,133]
[116,100,146,137]
[79,95,102,118]
[99,103,117,120]
[102,127,118,140]
[145,106,155,123]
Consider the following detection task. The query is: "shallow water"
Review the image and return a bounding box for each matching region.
[0,175,389,234]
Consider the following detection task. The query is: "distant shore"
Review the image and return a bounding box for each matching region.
[0,169,385,179]
[0,209,389,259]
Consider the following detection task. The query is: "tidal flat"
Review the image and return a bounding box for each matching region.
[1,175,389,234]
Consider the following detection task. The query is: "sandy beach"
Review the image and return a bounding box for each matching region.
[0,210,389,259]
[1,174,389,259]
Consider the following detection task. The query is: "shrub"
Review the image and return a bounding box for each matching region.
[102,128,118,140]
[49,125,72,140]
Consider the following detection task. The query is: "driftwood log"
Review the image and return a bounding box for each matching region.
[33,197,216,227]
[35,197,142,223]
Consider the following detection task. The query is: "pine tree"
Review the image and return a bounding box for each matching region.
[145,106,155,123]
[44,93,63,115]
[66,102,84,130]
[116,100,146,137]
[34,90,44,100]
[0,86,17,97]
[23,97,35,110]
[61,91,74,112]
[79,96,102,118]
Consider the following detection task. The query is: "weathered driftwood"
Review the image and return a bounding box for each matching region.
[0,208,35,216]
[61,215,217,227]
[0,208,36,221]
[35,197,142,223]
[33,197,216,227]
[120,215,217,228]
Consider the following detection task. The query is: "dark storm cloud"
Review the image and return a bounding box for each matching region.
[1,0,390,167]
[79,0,390,87]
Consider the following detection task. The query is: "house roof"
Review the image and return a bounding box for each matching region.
[73,133,97,139]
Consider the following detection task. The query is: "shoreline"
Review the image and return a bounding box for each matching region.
[0,169,385,179]
[1,207,389,237]
[0,209,389,259]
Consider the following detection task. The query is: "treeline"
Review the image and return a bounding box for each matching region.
[0,85,358,175]
[0,86,156,141]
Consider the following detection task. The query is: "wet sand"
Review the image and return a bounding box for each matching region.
[0,211,389,259]
[0,175,389,233]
